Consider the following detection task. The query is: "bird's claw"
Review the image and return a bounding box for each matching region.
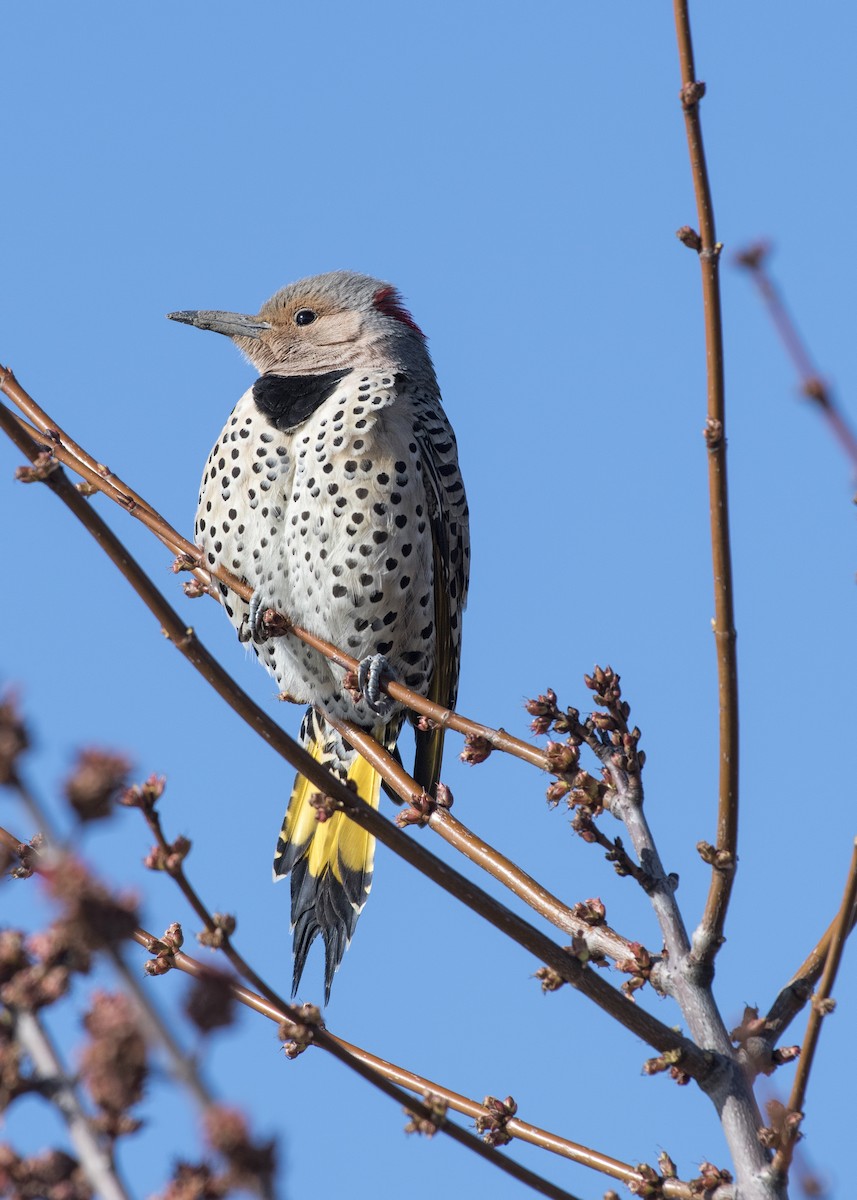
[357,654,396,715]
[239,590,267,644]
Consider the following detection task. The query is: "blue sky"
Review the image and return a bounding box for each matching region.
[2,3,855,1197]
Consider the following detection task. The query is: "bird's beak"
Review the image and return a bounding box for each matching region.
[167,310,272,339]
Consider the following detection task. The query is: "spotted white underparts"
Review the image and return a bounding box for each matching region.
[196,369,469,729]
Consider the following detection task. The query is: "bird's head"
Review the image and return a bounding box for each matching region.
[168,271,431,376]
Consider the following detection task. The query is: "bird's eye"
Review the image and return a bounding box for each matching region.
[294,308,317,326]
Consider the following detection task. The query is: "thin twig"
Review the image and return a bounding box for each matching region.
[671,1,740,971]
[670,13,785,1199]
[143,935,710,1200]
[7,767,215,1110]
[127,800,662,1192]
[0,367,545,772]
[10,1009,132,1200]
[735,242,857,473]
[0,401,710,1077]
[764,899,857,1043]
[326,712,646,969]
[135,930,621,1200]
[771,838,857,1180]
[0,822,587,1200]
[430,809,641,967]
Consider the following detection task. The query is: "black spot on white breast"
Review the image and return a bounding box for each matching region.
[253,370,354,432]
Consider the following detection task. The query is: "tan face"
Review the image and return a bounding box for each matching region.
[249,289,365,371]
[168,271,429,378]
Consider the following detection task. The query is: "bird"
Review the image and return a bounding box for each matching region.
[168,272,469,1001]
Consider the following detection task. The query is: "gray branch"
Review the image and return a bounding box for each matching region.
[12,1007,134,1200]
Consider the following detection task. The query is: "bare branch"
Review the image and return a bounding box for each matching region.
[0,367,545,773]
[5,762,216,1111]
[735,242,857,473]
[10,1009,132,1200]
[326,711,649,972]
[770,838,857,1180]
[0,822,589,1200]
[131,931,726,1200]
[0,401,710,1076]
[671,1,740,971]
[764,898,857,1045]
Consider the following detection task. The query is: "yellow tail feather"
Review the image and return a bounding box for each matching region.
[273,720,383,1000]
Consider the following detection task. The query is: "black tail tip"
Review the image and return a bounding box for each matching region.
[291,919,346,1006]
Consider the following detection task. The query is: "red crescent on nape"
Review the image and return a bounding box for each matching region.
[373,286,425,337]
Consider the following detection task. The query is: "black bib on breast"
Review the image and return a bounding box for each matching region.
[252,368,353,432]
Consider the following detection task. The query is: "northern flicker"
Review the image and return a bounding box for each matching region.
[169,272,469,1000]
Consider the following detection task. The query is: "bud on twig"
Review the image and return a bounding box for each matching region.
[395,791,436,828]
[120,773,165,813]
[570,898,606,926]
[545,740,580,774]
[197,912,237,950]
[280,1003,323,1059]
[403,1091,447,1137]
[309,793,337,823]
[262,607,292,638]
[475,1094,518,1147]
[15,450,58,483]
[534,965,565,993]
[676,225,702,251]
[460,734,492,765]
[679,79,706,108]
[204,1104,276,1186]
[434,782,453,809]
[64,749,132,823]
[642,1048,683,1077]
[689,1162,734,1195]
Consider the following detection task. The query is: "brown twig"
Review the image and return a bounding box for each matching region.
[671,2,739,972]
[770,838,857,1180]
[130,928,723,1200]
[6,765,216,1112]
[0,822,588,1200]
[0,401,710,1078]
[669,15,790,1199]
[123,794,670,1193]
[429,809,642,968]
[153,941,708,1198]
[734,242,857,473]
[134,929,653,1200]
[325,712,647,971]
[764,897,857,1044]
[0,366,545,772]
[129,782,727,1197]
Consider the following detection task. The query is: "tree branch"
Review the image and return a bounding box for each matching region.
[668,12,786,1198]
[123,794,667,1194]
[0,367,546,773]
[671,0,740,971]
[5,766,216,1113]
[735,242,857,473]
[764,898,857,1045]
[10,1008,132,1200]
[147,936,720,1200]
[325,712,647,973]
[0,821,593,1200]
[0,400,709,1077]
[770,838,857,1181]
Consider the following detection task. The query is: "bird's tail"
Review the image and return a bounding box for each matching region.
[273,706,399,1002]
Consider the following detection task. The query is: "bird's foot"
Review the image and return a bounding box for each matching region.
[239,589,267,644]
[356,654,396,715]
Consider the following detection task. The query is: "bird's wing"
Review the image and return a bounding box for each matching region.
[411,399,470,796]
